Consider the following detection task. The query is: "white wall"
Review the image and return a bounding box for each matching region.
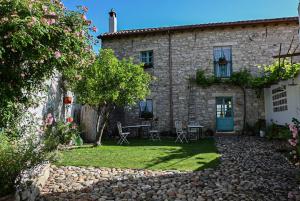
[264,75,300,125]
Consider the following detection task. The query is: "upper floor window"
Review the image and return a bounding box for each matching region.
[140,50,153,68]
[213,47,232,78]
[139,99,153,119]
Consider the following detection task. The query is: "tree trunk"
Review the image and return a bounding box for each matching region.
[94,104,110,146]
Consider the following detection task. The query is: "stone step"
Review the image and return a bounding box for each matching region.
[215,131,239,137]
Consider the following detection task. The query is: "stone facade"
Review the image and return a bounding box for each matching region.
[102,21,299,132]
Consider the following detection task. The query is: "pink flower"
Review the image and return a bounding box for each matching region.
[42,5,48,12]
[45,113,54,126]
[82,6,88,12]
[292,127,298,138]
[289,124,295,131]
[91,26,97,32]
[288,191,294,199]
[28,16,38,26]
[289,139,298,147]
[82,15,87,20]
[54,51,61,59]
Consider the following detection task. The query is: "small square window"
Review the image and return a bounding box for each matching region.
[140,50,153,68]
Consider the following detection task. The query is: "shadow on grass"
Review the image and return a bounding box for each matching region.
[141,139,220,170]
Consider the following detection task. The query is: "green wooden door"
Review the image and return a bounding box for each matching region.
[216,97,234,131]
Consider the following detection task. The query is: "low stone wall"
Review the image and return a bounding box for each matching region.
[15,164,50,201]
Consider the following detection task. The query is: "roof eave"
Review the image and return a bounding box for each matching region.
[99,16,299,40]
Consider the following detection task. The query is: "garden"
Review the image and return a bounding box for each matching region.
[1,0,300,200]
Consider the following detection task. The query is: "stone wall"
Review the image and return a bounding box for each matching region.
[102,22,299,132]
[15,164,50,201]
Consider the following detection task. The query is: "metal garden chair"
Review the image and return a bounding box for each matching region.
[149,120,160,141]
[117,122,130,145]
[175,120,188,143]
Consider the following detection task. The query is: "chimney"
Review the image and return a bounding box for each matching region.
[109,9,117,33]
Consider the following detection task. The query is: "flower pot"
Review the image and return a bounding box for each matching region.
[259,130,265,137]
[218,57,228,65]
[64,96,72,104]
[66,117,73,123]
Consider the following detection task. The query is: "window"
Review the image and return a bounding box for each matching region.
[272,85,288,112]
[140,50,153,68]
[213,47,232,77]
[139,99,153,119]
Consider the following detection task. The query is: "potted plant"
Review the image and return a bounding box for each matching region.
[143,63,153,69]
[66,117,73,123]
[140,111,153,120]
[218,57,228,65]
[257,119,266,137]
[63,96,72,104]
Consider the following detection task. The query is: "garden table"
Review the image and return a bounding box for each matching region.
[187,124,204,140]
[124,124,151,138]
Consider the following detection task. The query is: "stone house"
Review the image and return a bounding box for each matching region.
[99,10,299,133]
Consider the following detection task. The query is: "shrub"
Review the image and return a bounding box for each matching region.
[266,122,291,140]
[0,132,50,196]
[44,120,83,151]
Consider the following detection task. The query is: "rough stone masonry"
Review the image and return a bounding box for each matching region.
[100,17,299,133]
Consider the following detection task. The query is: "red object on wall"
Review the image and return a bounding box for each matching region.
[64,96,72,104]
[66,117,73,123]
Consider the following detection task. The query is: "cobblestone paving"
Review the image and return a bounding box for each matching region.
[39,136,300,201]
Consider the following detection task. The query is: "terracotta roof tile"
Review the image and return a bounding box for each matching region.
[99,17,298,39]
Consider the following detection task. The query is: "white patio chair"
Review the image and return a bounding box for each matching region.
[117,122,130,145]
[149,120,160,141]
[175,121,188,143]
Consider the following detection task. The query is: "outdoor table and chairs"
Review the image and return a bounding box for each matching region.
[123,124,151,138]
[175,120,204,143]
[187,121,204,140]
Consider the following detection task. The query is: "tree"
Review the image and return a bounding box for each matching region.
[0,0,96,130]
[74,49,152,146]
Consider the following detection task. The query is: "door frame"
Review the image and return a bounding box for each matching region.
[215,96,234,132]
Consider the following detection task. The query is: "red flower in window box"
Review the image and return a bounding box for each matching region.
[66,117,73,123]
[64,96,72,104]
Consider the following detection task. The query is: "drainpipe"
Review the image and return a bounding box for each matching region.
[168,30,174,133]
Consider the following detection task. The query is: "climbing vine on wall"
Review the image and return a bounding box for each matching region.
[192,60,300,133]
[193,60,300,90]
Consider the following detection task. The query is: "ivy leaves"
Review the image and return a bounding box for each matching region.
[194,60,300,90]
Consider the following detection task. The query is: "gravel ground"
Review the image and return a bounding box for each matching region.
[38,136,300,201]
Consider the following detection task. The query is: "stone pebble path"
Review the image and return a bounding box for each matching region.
[38,136,300,201]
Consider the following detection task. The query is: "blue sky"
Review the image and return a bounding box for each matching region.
[62,0,299,51]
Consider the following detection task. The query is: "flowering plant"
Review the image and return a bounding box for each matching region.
[0,0,96,131]
[288,118,300,164]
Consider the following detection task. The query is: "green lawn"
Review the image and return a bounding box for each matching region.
[56,138,220,171]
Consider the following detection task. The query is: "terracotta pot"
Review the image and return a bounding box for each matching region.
[64,96,72,104]
[66,117,73,123]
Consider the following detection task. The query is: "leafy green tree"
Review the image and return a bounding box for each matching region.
[74,49,151,146]
[0,0,96,130]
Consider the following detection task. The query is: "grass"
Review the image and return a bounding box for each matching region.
[55,138,220,171]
